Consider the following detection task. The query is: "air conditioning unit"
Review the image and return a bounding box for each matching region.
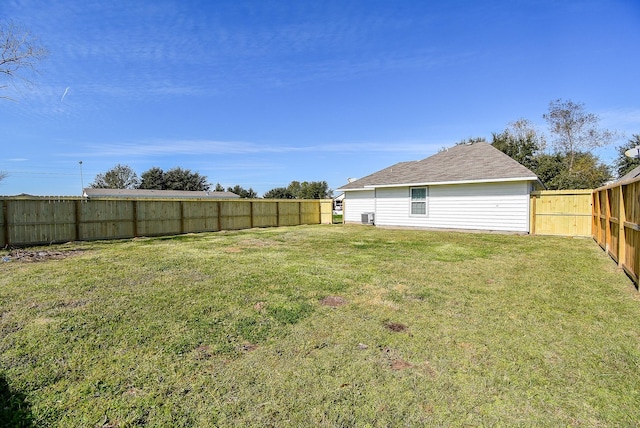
[361,212,375,225]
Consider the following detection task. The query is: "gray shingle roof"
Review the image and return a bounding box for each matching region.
[338,142,539,190]
[83,188,240,199]
[617,165,640,184]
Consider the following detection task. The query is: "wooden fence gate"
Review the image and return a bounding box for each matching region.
[530,190,593,237]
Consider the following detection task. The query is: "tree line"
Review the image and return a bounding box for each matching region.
[485,99,638,190]
[89,165,332,199]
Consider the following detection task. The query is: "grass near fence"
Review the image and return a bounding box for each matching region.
[0,225,639,426]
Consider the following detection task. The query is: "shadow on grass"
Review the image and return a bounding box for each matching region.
[0,376,34,428]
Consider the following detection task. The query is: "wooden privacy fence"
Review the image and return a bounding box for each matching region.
[530,189,593,237]
[593,177,640,286]
[0,197,334,247]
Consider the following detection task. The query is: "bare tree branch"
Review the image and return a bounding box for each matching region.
[543,99,616,171]
[0,20,48,100]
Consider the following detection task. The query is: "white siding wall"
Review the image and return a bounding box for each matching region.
[372,181,531,232]
[375,187,427,227]
[343,190,376,223]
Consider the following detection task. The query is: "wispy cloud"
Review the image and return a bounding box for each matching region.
[5,0,462,107]
[76,139,442,158]
[601,108,640,128]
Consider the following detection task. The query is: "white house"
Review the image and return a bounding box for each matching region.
[333,193,344,213]
[337,142,542,233]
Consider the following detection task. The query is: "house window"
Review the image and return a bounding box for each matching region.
[410,187,427,216]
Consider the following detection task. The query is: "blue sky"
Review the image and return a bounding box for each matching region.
[1,0,639,196]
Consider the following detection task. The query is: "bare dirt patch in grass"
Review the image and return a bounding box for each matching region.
[320,296,347,307]
[381,347,414,370]
[53,299,89,309]
[193,345,213,360]
[384,321,408,332]
[390,359,414,370]
[4,248,86,262]
[239,343,259,352]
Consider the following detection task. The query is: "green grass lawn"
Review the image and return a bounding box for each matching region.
[1,225,638,427]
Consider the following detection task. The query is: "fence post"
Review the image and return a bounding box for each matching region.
[618,184,626,269]
[276,201,280,227]
[180,201,185,234]
[250,201,254,228]
[591,190,596,241]
[217,201,222,231]
[75,199,81,241]
[530,194,537,235]
[133,200,138,237]
[2,200,9,247]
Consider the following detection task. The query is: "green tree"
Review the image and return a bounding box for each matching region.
[138,167,164,189]
[534,153,564,188]
[614,135,640,179]
[298,181,332,199]
[536,152,611,190]
[214,183,225,192]
[271,180,332,199]
[163,167,210,191]
[89,164,139,189]
[0,20,48,100]
[263,187,295,199]
[138,167,210,191]
[491,119,545,171]
[543,99,615,171]
[227,185,257,198]
[285,181,301,198]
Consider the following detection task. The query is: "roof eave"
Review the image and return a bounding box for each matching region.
[342,176,539,190]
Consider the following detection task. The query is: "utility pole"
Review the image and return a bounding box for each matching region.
[79,161,84,196]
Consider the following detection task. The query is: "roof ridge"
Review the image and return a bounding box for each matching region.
[338,141,538,190]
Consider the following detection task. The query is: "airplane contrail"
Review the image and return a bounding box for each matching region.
[61,87,70,102]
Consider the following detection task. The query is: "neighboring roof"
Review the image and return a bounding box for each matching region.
[338,142,539,190]
[83,188,240,199]
[617,165,640,184]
